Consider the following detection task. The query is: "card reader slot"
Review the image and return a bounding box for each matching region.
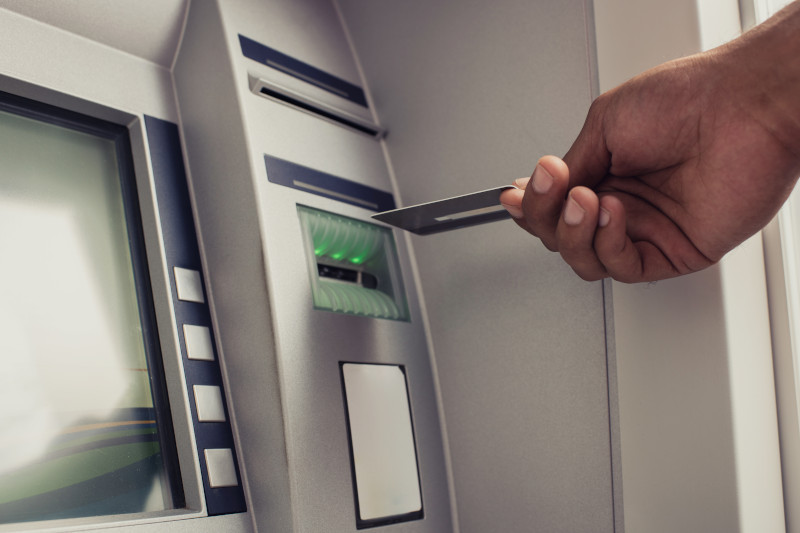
[318,263,379,290]
[298,206,409,321]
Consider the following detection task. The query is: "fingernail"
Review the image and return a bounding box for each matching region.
[501,202,524,219]
[599,207,610,228]
[513,177,530,189]
[531,165,553,194]
[564,196,585,226]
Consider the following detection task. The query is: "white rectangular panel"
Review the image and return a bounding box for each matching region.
[204,448,239,488]
[183,324,216,361]
[194,385,227,422]
[174,267,205,303]
[341,363,422,523]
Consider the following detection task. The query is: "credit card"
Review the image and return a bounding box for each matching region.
[371,186,516,235]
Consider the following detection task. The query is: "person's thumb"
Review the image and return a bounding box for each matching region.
[562,97,612,189]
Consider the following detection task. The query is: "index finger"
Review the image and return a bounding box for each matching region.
[518,156,571,251]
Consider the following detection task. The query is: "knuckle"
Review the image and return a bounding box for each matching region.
[561,250,607,281]
[540,237,559,252]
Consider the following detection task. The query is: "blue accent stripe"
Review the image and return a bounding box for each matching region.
[265,155,396,212]
[239,34,368,108]
[145,115,246,516]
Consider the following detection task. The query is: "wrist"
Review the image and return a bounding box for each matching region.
[718,1,800,159]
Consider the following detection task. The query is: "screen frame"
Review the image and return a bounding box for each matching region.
[0,89,186,522]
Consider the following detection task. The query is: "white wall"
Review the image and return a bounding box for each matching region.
[594,0,785,531]
[753,0,800,531]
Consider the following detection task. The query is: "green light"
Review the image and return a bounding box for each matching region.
[297,205,410,321]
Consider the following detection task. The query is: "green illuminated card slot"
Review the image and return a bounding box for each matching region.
[298,206,409,321]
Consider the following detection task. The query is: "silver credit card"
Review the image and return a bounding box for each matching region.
[371,186,515,235]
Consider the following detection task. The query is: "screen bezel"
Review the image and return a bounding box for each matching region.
[0,89,186,524]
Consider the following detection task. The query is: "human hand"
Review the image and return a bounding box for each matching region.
[501,14,800,282]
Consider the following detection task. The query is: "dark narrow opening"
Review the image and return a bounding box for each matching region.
[259,86,381,137]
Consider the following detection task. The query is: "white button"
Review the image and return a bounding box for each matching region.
[205,448,238,488]
[193,385,226,422]
[183,324,215,361]
[174,267,205,303]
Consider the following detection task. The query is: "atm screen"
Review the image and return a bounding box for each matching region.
[0,96,182,524]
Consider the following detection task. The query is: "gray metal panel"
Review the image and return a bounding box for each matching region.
[337,1,617,532]
[0,7,178,121]
[248,190,453,533]
[611,272,739,533]
[0,0,188,68]
[173,1,294,531]
[177,1,453,532]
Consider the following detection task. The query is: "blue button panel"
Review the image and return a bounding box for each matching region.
[145,115,247,516]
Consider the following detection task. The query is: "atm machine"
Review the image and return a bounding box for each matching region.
[0,1,788,532]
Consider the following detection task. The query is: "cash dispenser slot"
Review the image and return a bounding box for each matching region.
[298,206,409,321]
[251,77,386,139]
[242,34,385,139]
[239,34,369,107]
